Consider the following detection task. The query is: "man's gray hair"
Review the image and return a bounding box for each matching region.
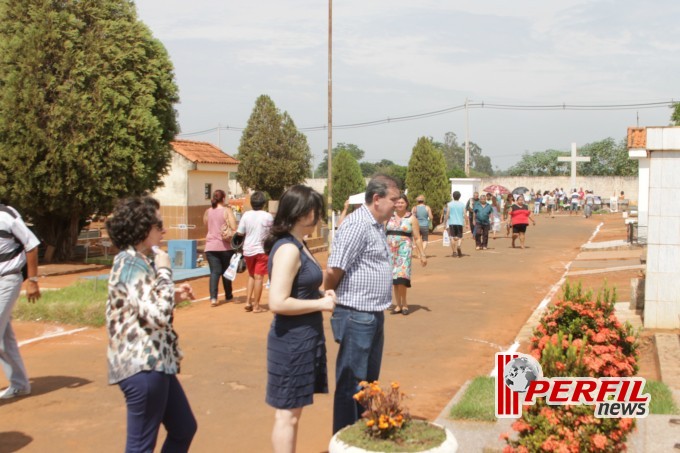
[365,174,399,204]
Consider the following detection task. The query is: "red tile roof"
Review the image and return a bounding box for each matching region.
[170,140,239,165]
[627,128,646,149]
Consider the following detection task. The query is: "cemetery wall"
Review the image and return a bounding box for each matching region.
[478,176,639,202]
[226,176,638,204]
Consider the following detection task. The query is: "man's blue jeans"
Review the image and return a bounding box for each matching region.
[0,273,29,391]
[331,305,384,434]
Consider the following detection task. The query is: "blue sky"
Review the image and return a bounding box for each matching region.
[135,0,679,170]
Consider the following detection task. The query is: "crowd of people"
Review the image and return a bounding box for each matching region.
[525,187,605,218]
[0,177,614,453]
[442,190,537,255]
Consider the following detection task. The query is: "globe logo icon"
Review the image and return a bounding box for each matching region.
[504,356,541,393]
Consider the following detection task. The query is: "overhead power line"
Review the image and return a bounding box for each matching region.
[177,99,677,137]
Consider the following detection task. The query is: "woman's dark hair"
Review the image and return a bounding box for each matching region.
[211,189,226,209]
[106,196,161,249]
[264,185,325,254]
[250,191,266,210]
[396,193,409,208]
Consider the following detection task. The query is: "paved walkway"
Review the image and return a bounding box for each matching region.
[1,213,672,452]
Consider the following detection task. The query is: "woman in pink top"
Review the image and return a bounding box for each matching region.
[203,190,238,307]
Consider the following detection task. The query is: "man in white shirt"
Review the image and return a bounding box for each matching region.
[0,203,41,399]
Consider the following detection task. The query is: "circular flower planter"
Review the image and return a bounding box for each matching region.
[328,422,458,453]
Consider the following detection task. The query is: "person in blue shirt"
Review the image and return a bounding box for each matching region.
[442,191,466,257]
[473,194,494,250]
[411,194,433,258]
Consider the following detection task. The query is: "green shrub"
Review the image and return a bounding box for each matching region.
[504,282,638,452]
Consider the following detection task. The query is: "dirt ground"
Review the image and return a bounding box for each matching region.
[0,212,651,452]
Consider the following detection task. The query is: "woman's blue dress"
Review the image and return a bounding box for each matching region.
[266,235,328,409]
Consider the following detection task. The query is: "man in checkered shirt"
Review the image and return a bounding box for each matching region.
[325,175,400,433]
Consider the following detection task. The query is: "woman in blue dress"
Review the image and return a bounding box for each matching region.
[264,185,337,453]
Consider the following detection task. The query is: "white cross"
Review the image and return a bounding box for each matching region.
[558,143,590,190]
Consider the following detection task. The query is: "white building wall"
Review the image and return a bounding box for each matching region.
[225,176,639,206]
[187,171,233,207]
[153,153,192,206]
[645,148,680,328]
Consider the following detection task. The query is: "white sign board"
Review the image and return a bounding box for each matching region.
[348,193,365,205]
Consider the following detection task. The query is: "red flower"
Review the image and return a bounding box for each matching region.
[591,434,607,450]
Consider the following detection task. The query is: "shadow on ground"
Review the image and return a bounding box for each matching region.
[0,431,32,453]
[0,375,91,407]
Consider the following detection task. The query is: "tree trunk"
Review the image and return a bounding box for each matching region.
[36,212,83,262]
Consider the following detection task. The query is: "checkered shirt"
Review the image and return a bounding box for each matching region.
[327,204,392,312]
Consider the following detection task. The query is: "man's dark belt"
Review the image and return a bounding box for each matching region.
[0,268,22,278]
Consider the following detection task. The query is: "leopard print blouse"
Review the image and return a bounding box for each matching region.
[106,247,182,384]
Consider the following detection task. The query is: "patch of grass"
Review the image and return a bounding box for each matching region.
[15,279,108,327]
[449,376,496,422]
[645,380,680,415]
[338,419,445,452]
[84,256,113,266]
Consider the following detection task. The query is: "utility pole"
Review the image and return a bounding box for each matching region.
[464,98,470,177]
[327,0,333,241]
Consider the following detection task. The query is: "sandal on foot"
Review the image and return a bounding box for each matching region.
[252,307,267,313]
[402,308,410,316]
[244,304,253,312]
[391,307,402,314]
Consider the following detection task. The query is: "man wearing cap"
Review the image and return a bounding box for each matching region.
[0,203,41,399]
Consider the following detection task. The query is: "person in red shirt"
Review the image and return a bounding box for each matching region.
[509,195,536,249]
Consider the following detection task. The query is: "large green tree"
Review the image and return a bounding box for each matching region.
[672,103,680,125]
[315,142,364,178]
[405,137,449,222]
[435,132,493,176]
[507,138,636,176]
[579,138,637,176]
[507,150,569,176]
[0,0,179,260]
[237,95,311,199]
[331,150,365,212]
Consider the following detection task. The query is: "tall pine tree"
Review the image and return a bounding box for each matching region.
[0,0,179,260]
[237,95,311,200]
[331,150,365,212]
[405,137,449,222]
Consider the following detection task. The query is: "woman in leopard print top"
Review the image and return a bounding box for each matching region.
[106,196,196,453]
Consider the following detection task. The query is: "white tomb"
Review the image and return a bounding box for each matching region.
[449,178,481,206]
[627,126,680,329]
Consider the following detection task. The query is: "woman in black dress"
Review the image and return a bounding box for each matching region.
[264,185,336,453]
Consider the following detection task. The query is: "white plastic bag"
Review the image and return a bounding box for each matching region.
[223,252,242,281]
[442,228,450,247]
